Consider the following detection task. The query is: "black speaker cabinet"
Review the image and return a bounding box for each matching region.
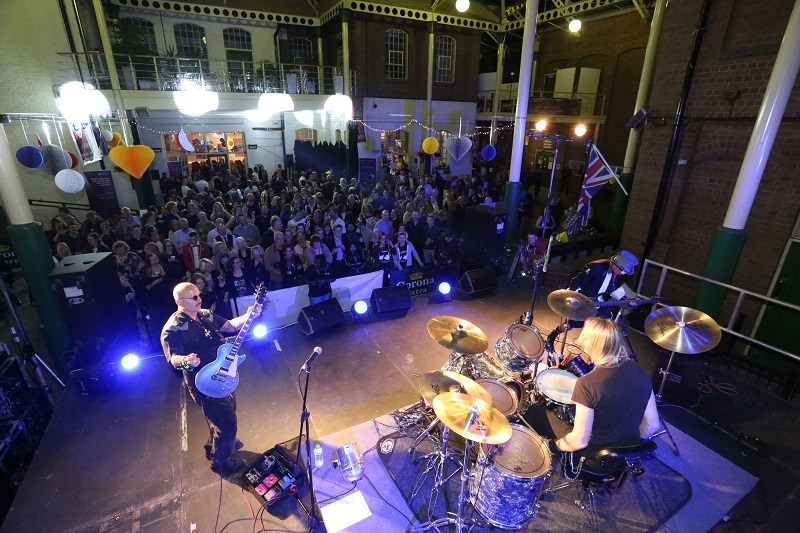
[297,298,345,335]
[49,253,126,357]
[463,205,507,266]
[370,285,413,320]
[459,267,497,295]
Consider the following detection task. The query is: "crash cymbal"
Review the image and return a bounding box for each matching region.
[432,392,512,445]
[547,289,597,321]
[419,370,493,406]
[644,306,722,354]
[427,316,489,354]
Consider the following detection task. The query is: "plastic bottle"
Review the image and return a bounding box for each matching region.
[314,443,324,469]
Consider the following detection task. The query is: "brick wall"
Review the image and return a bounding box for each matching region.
[622,0,800,318]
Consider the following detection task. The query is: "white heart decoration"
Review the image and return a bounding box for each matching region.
[445,136,473,161]
[178,129,194,152]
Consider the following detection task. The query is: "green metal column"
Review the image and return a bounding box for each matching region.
[693,227,746,317]
[504,181,525,246]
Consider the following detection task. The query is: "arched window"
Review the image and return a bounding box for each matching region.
[290,37,314,64]
[434,35,456,83]
[223,28,253,78]
[173,23,207,58]
[121,18,158,55]
[385,29,408,80]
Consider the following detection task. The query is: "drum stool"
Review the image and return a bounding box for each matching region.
[545,439,657,533]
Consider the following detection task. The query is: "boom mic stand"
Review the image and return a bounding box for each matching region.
[293,347,322,529]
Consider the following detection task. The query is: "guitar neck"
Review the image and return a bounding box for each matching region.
[596,297,662,308]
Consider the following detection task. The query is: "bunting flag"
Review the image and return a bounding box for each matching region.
[577,144,616,226]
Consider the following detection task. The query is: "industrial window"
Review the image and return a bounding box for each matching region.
[434,35,456,83]
[223,28,253,77]
[173,23,207,58]
[290,37,314,64]
[385,29,408,80]
[122,18,158,54]
[223,28,252,51]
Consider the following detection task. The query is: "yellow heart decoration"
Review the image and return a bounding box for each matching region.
[109,145,155,179]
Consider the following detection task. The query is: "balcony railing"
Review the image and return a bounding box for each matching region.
[477,89,606,117]
[60,51,357,96]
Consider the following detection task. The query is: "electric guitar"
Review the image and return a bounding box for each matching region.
[595,296,666,309]
[195,283,268,398]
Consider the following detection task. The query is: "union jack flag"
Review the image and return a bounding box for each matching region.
[577,145,616,226]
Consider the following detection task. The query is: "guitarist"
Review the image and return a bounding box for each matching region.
[546,251,640,359]
[161,282,262,475]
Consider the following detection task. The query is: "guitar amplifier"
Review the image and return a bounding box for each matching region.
[243,446,303,505]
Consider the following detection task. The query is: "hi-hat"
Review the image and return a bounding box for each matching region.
[644,306,721,354]
[427,316,489,354]
[419,370,493,406]
[547,289,597,321]
[432,392,512,444]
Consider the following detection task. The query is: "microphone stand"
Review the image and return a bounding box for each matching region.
[293,360,319,528]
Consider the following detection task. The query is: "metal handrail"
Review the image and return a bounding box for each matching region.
[637,259,800,363]
[58,52,356,96]
[476,89,606,116]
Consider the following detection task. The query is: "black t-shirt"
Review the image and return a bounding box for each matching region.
[161,309,227,393]
[571,360,651,453]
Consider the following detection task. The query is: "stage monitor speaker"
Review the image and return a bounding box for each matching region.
[297,298,345,335]
[459,268,497,295]
[370,285,413,320]
[49,253,127,360]
[463,206,507,266]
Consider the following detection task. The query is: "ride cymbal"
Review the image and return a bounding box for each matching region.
[419,370,493,406]
[547,289,597,321]
[432,392,512,444]
[644,306,721,354]
[427,316,489,354]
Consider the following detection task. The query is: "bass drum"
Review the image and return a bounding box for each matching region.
[474,378,530,419]
[470,424,551,529]
[495,324,545,373]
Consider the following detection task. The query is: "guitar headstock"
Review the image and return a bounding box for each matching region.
[254,283,269,304]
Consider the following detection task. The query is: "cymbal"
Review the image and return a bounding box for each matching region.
[547,289,597,321]
[432,392,512,445]
[644,306,722,354]
[427,316,489,354]
[419,370,493,406]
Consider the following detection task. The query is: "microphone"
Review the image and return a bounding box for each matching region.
[543,235,554,273]
[301,346,322,370]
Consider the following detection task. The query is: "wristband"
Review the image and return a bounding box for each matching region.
[177,356,192,371]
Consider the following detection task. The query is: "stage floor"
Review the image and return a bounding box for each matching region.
[2,255,798,532]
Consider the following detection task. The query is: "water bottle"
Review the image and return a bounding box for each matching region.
[314,443,324,469]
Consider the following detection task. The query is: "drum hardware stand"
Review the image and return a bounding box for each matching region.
[408,424,463,504]
[410,407,489,533]
[655,350,680,403]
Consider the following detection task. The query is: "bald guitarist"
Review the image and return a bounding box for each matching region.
[161,282,262,475]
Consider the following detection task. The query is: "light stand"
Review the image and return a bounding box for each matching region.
[293,363,320,528]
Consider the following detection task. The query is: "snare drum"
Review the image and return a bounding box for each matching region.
[495,324,545,373]
[475,378,530,419]
[470,424,551,529]
[535,369,578,424]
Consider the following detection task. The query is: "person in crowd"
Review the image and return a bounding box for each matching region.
[293,230,311,267]
[344,243,366,276]
[113,240,145,308]
[54,242,72,262]
[223,257,255,305]
[263,230,285,291]
[395,231,424,269]
[85,232,110,254]
[421,214,442,264]
[81,210,102,235]
[59,222,86,253]
[280,246,305,288]
[434,230,461,268]
[162,239,185,279]
[375,210,394,241]
[232,212,261,247]
[207,218,235,250]
[305,254,336,305]
[191,273,217,312]
[250,246,267,284]
[182,231,212,277]
[161,282,261,474]
[231,236,253,270]
[171,218,193,248]
[194,211,215,240]
[535,208,556,237]
[211,241,232,273]
[520,232,548,275]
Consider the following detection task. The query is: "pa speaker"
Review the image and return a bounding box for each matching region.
[463,206,507,266]
[459,268,497,295]
[370,285,412,320]
[297,298,345,335]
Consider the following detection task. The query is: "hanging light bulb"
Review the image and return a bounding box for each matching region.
[535,120,547,132]
[574,124,588,137]
[455,0,470,13]
[569,19,582,33]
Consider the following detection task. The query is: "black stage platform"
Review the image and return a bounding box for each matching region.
[2,255,798,532]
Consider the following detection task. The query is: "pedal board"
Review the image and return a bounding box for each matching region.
[243,449,299,505]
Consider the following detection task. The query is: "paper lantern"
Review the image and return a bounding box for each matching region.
[16,146,44,168]
[107,131,123,148]
[54,169,85,193]
[102,129,114,142]
[109,145,155,179]
[178,129,194,151]
[421,137,439,155]
[227,139,234,148]
[69,152,79,168]
[555,232,569,243]
[40,144,72,175]
[445,136,472,161]
[481,144,497,161]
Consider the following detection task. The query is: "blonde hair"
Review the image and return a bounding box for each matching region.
[577,317,628,367]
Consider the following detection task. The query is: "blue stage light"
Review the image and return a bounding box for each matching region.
[253,324,268,338]
[438,282,452,295]
[120,353,140,370]
[353,300,369,315]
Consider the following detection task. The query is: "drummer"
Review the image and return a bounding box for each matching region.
[524,317,660,467]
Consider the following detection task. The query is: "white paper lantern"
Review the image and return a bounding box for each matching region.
[102,129,114,142]
[54,169,85,193]
[445,136,473,161]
